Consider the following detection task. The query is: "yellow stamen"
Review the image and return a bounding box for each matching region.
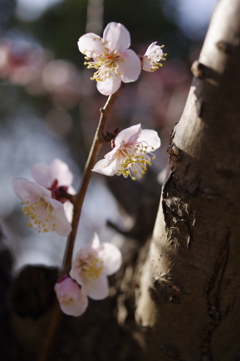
[79,254,104,281]
[21,196,57,233]
[115,140,157,180]
[83,42,123,82]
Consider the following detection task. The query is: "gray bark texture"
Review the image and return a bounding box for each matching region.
[136,0,240,360]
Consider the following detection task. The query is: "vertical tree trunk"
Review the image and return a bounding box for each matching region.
[135,0,240,360]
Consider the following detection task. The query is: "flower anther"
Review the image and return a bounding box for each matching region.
[70,233,122,300]
[92,124,161,180]
[78,253,104,281]
[78,22,141,95]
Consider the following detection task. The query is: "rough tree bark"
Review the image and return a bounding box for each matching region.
[136,0,240,360]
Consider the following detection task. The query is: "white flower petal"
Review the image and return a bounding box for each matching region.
[31,159,74,188]
[12,178,51,202]
[12,178,34,200]
[92,158,119,176]
[69,263,81,285]
[90,232,100,249]
[63,201,73,223]
[84,274,109,300]
[70,261,108,300]
[78,33,104,57]
[103,22,130,53]
[137,129,161,150]
[144,41,157,55]
[103,144,120,160]
[31,163,52,188]
[98,242,122,276]
[142,56,152,72]
[48,198,72,237]
[68,185,76,195]
[145,41,163,59]
[49,159,74,186]
[59,297,87,317]
[117,49,141,83]
[96,74,122,96]
[115,124,141,146]
[53,217,71,237]
[47,197,63,210]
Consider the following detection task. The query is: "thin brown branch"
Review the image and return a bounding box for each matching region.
[62,82,124,274]
[36,83,123,361]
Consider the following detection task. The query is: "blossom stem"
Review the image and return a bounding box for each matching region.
[36,84,123,361]
[62,82,124,274]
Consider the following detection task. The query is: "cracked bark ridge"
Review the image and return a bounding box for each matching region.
[201,232,230,361]
[136,0,240,360]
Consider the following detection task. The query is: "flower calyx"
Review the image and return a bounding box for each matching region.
[99,128,121,145]
[48,179,76,205]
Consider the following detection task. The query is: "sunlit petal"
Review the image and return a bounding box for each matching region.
[117,49,141,82]
[103,22,130,52]
[96,74,121,96]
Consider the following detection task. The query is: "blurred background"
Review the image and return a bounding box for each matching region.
[0,0,217,270]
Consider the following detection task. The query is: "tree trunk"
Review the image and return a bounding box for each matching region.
[135,0,240,360]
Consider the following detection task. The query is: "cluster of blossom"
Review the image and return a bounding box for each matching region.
[12,124,161,238]
[79,21,167,95]
[12,159,121,317]
[54,233,122,316]
[12,21,165,318]
[12,122,161,234]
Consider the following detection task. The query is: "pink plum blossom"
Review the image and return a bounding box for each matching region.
[92,124,161,180]
[31,158,75,222]
[54,277,88,317]
[70,233,122,300]
[141,42,166,72]
[12,178,71,237]
[78,22,141,96]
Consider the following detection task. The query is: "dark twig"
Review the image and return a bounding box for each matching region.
[62,82,124,274]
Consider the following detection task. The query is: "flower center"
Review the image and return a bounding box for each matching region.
[79,253,104,281]
[21,196,57,233]
[116,141,156,180]
[83,42,123,82]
